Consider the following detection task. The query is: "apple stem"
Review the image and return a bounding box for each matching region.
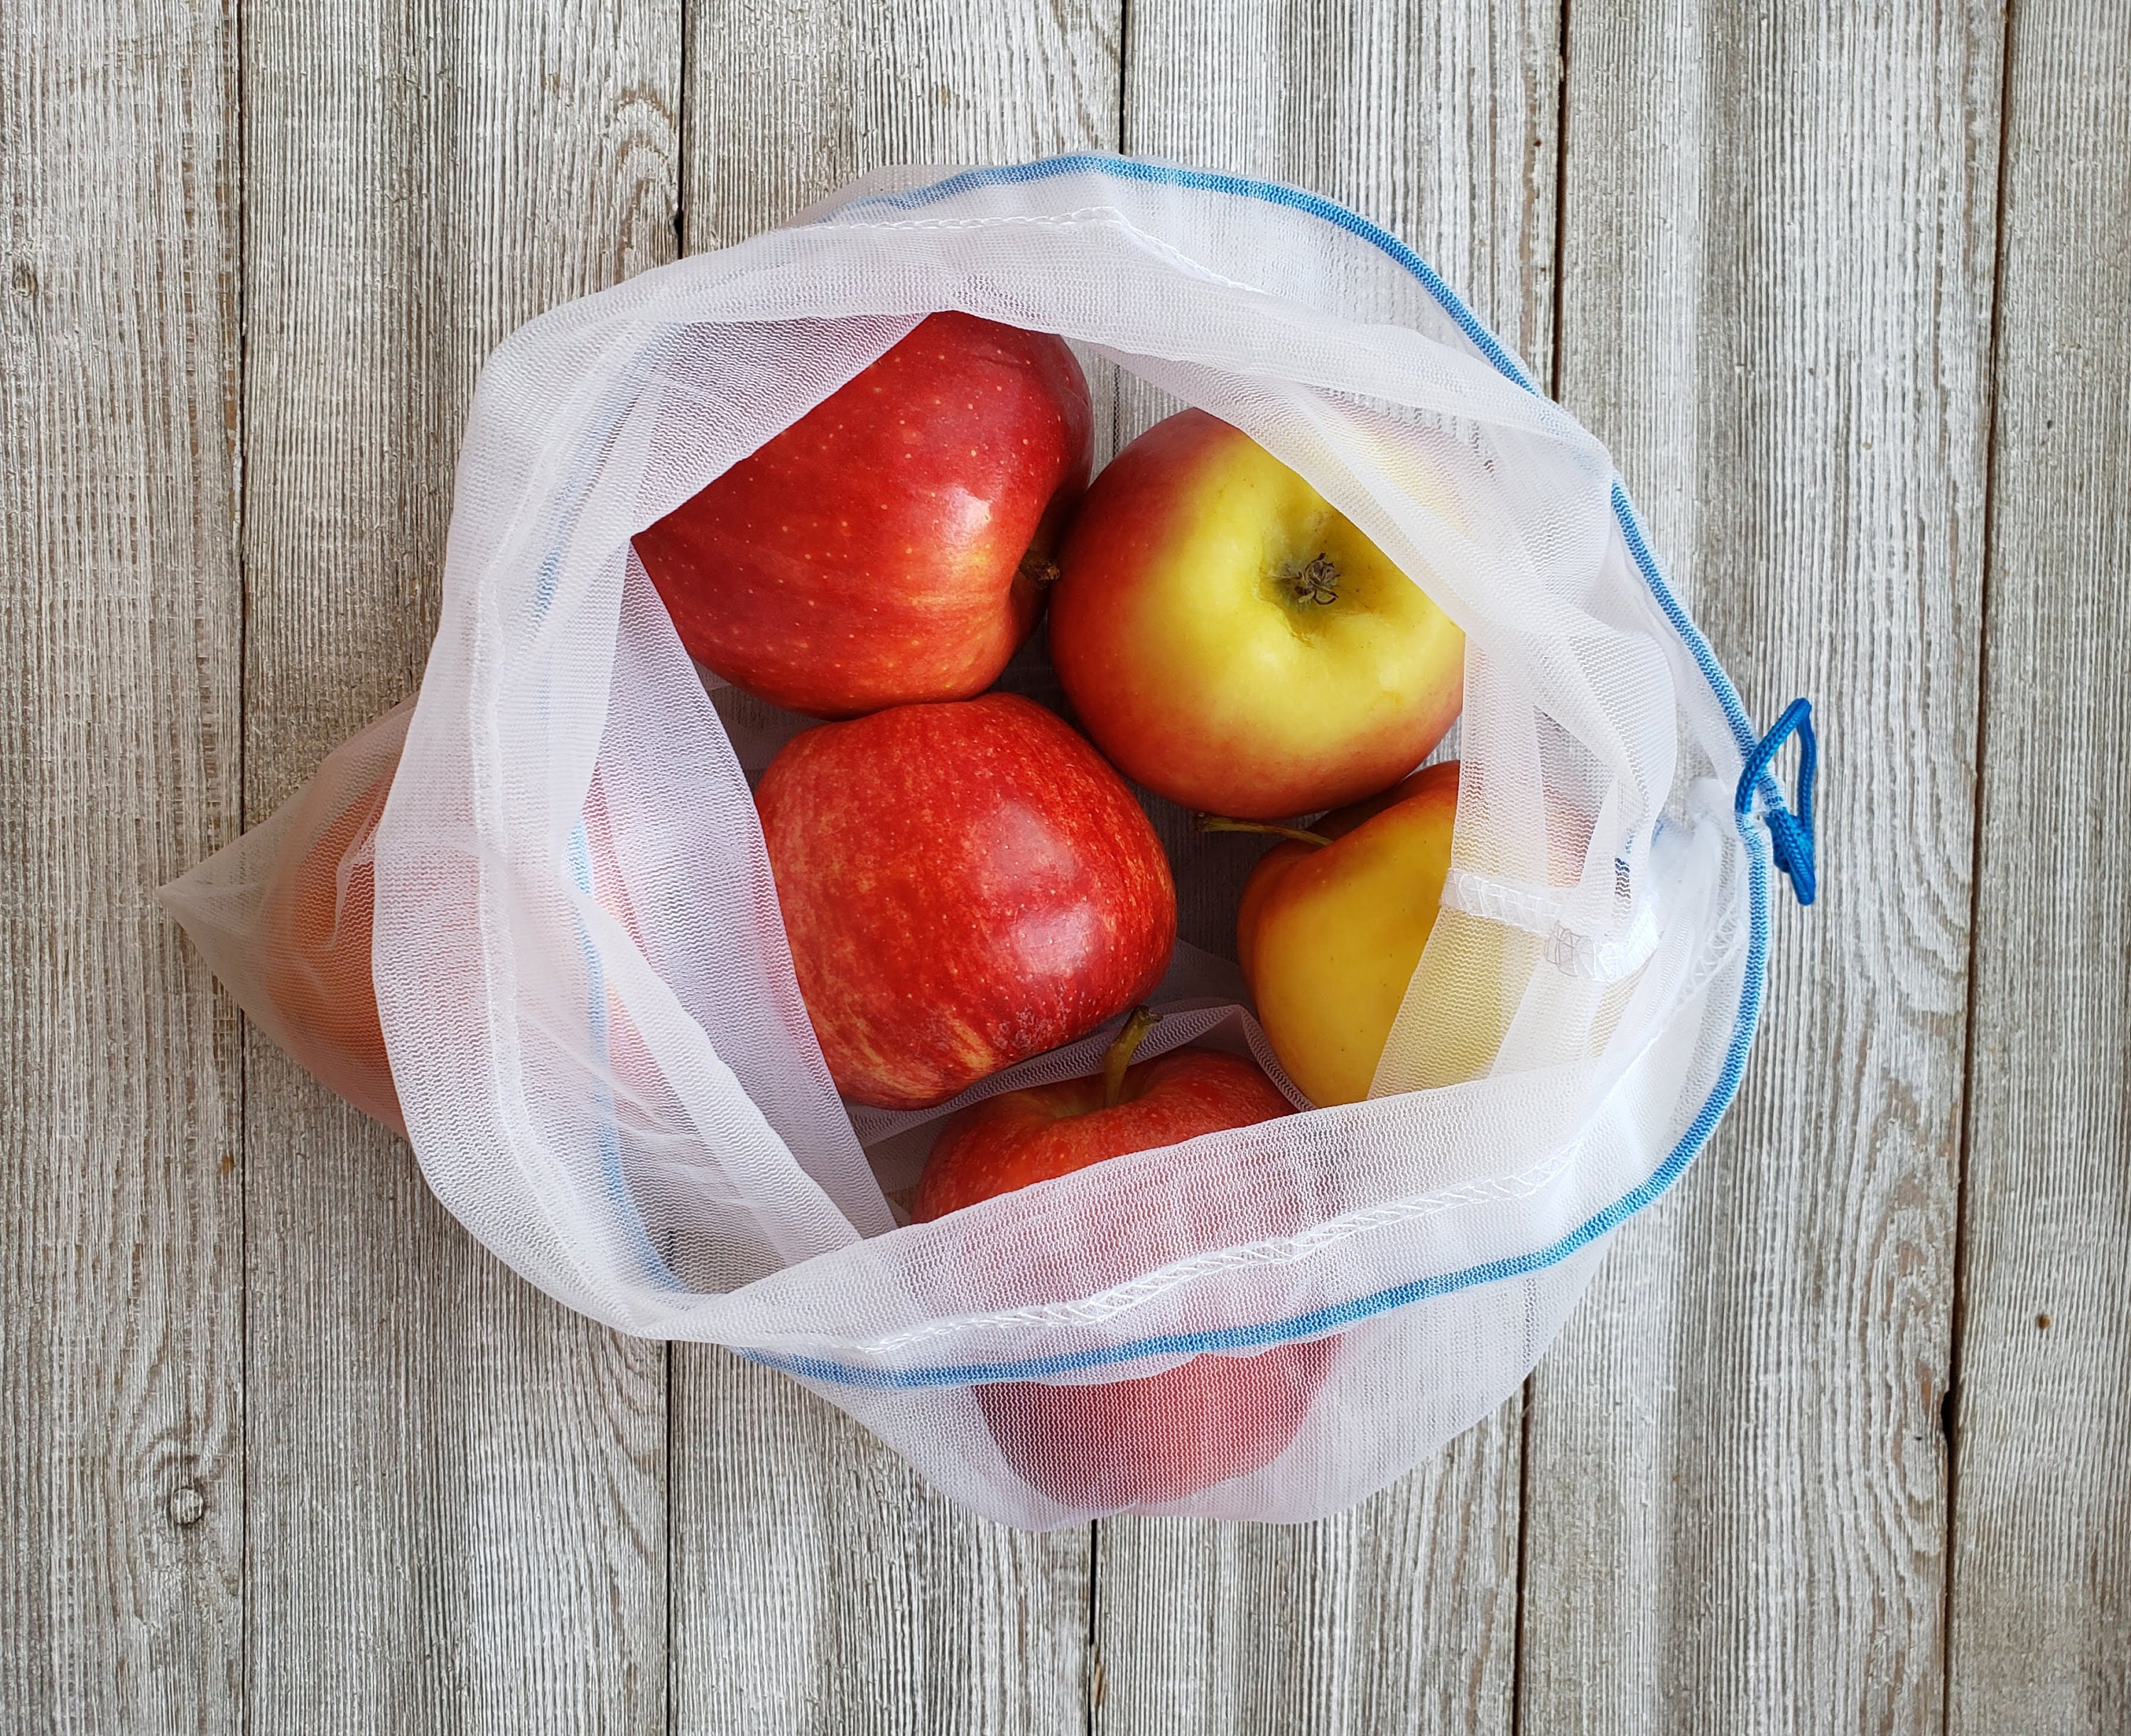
[1195,814,1333,849]
[1018,547,1063,587]
[1292,553,1340,604]
[1102,1006,1161,1110]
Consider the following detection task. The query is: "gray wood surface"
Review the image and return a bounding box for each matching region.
[239,3,678,1730]
[8,0,2131,1732]
[1522,4,2005,1732]
[2,4,246,1732]
[1948,4,2131,1731]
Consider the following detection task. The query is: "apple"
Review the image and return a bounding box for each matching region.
[632,312,1094,719]
[1047,408,1463,819]
[913,1009,1291,1217]
[914,1009,1336,1509]
[254,741,655,1140]
[755,692,1176,1110]
[1231,760,1470,1105]
[259,764,406,1134]
[975,1341,1335,1514]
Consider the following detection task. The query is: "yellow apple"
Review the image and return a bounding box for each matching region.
[1237,761,1464,1106]
[1048,409,1464,820]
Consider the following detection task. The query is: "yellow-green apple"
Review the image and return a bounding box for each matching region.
[914,1010,1335,1509]
[1233,760,1474,1105]
[1048,409,1463,818]
[755,693,1176,1110]
[634,313,1093,719]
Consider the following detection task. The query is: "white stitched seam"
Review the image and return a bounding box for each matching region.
[1443,867,1662,984]
[852,1139,1585,1356]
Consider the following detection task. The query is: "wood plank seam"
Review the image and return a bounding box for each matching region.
[237,1,254,1723]
[1512,6,1577,1729]
[1938,4,2020,1732]
[669,16,688,1736]
[1944,1,2131,1727]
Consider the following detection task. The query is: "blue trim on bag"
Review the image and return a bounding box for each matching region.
[757,848,1764,1387]
[1615,484,1818,907]
[740,156,1808,1388]
[848,154,1542,395]
[1736,700,1817,906]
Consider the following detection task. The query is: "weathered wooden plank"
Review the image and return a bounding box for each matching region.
[239,5,680,1730]
[1090,1418,1524,1734]
[1946,4,2131,1729]
[683,1,1122,254]
[0,1,246,1729]
[671,8,1120,1730]
[678,1350,1097,1735]
[1519,4,2002,1731]
[1092,6,1560,1732]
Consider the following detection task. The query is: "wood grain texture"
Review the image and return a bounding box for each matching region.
[1095,6,1560,1732]
[1946,4,2131,1730]
[1091,1418,1522,1734]
[683,0,1122,251]
[677,1352,1093,1736]
[23,0,2131,1727]
[239,3,680,1730]
[0,1,246,1730]
[1520,3,2002,1731]
[672,10,1119,1730]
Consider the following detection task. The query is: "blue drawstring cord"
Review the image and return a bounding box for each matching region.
[1735,698,1818,906]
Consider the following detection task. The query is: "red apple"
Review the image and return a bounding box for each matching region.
[914,1011,1337,1511]
[1048,408,1464,818]
[254,749,652,1139]
[755,693,1176,1110]
[259,763,406,1135]
[633,312,1093,719]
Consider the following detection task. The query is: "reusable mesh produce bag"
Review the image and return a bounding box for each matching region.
[162,156,1816,1528]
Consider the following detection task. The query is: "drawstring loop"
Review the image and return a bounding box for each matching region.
[1735,698,1817,907]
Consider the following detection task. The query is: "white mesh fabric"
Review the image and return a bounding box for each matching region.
[163,156,1772,1529]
